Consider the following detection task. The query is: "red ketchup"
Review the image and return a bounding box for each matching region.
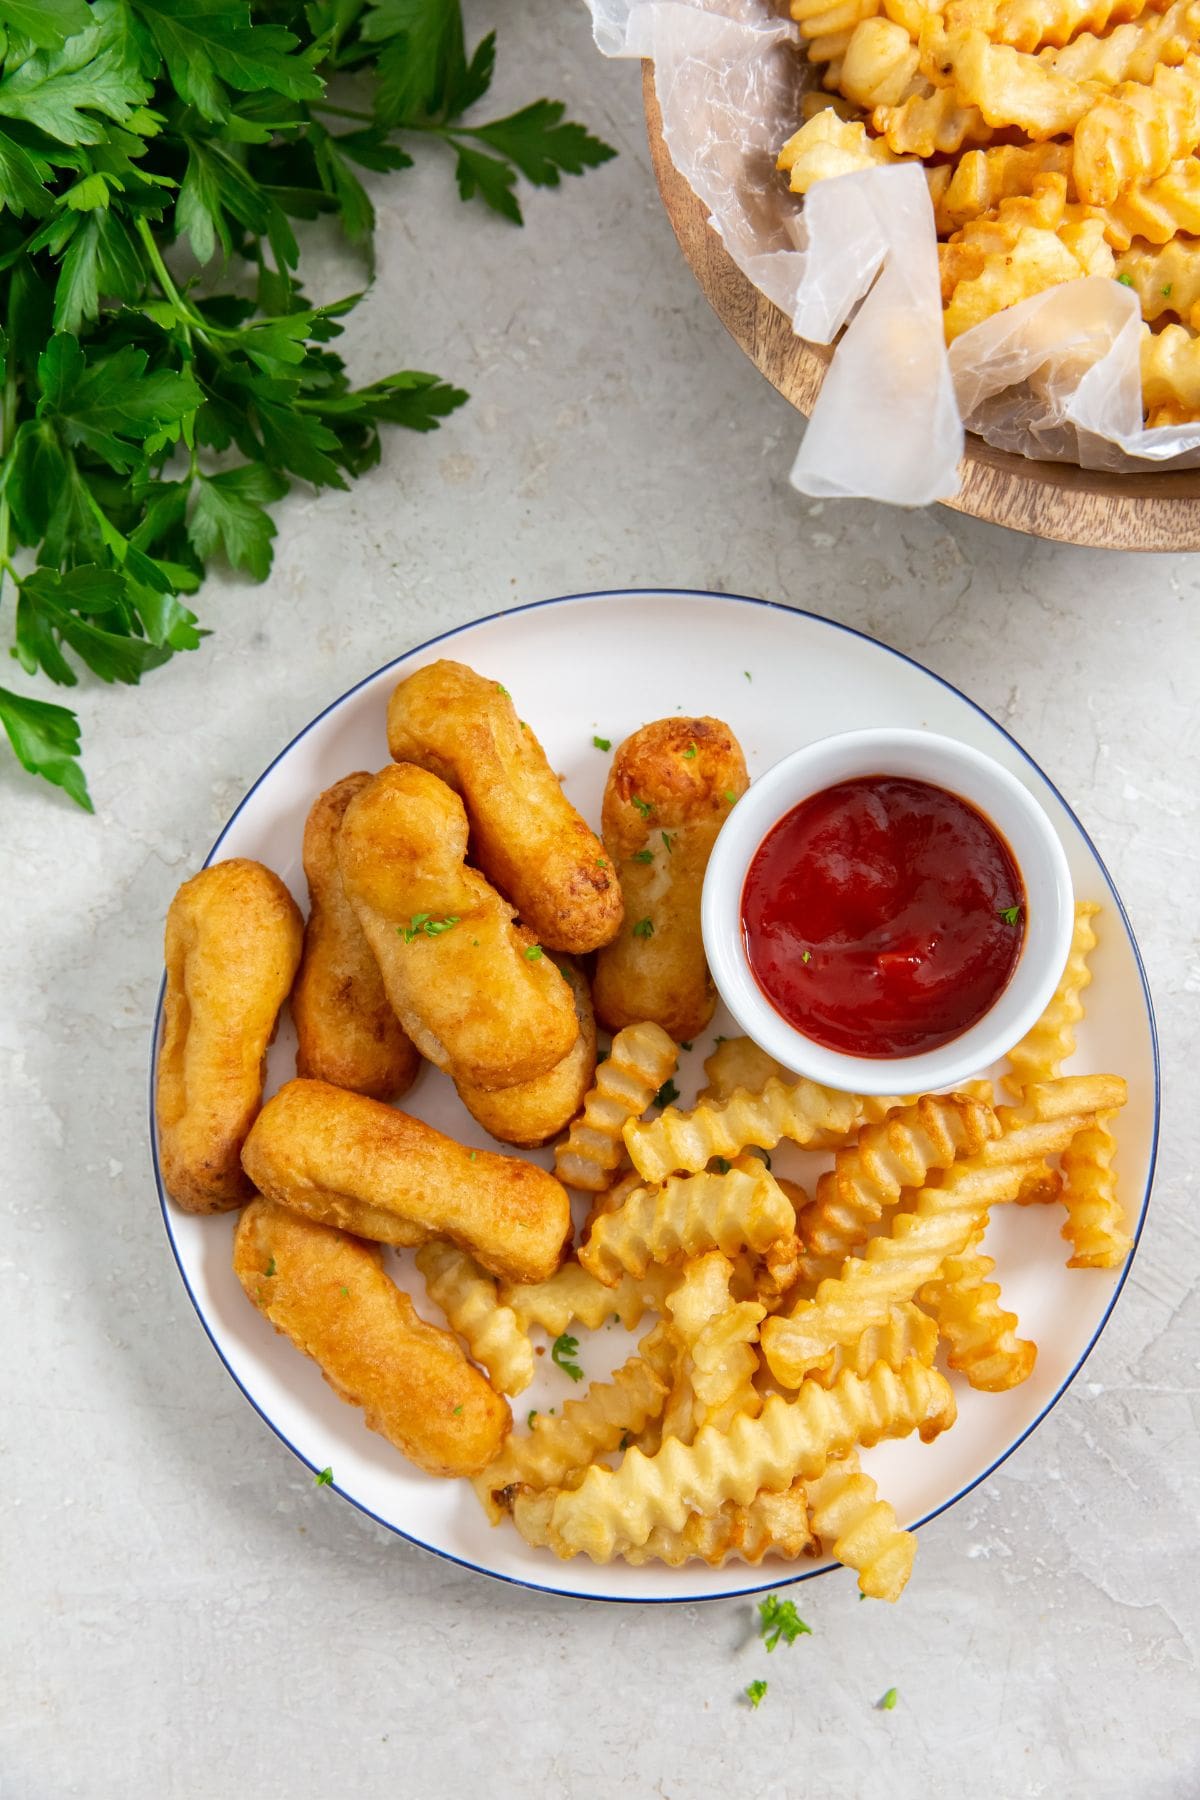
[741,775,1025,1058]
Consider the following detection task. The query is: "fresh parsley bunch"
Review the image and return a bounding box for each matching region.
[0,0,615,809]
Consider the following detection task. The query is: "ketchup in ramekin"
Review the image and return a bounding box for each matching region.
[741,775,1025,1058]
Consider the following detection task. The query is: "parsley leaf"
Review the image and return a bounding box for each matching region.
[551,1332,583,1381]
[400,912,461,941]
[758,1594,811,1651]
[314,1466,333,1486]
[0,683,91,810]
[592,734,611,751]
[632,917,654,939]
[660,830,674,854]
[631,794,652,818]
[998,904,1022,926]
[631,848,653,863]
[879,1688,899,1711]
[682,742,697,759]
[652,1077,679,1110]
[187,465,288,581]
[524,944,544,961]
[264,1257,276,1277]
[745,1680,768,1709]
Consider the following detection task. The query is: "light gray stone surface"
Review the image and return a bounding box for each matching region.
[1,5,1197,1797]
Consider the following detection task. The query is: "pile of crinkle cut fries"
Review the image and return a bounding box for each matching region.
[155,659,1131,1600]
[778,0,1200,423]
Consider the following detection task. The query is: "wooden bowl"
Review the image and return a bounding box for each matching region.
[642,63,1200,552]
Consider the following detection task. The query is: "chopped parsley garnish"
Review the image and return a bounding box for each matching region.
[724,790,738,804]
[525,945,545,961]
[520,722,528,732]
[593,735,612,751]
[683,742,697,759]
[1116,273,1134,287]
[745,1680,768,1709]
[713,1034,728,1046]
[801,950,812,964]
[340,1287,349,1297]
[1163,284,1173,297]
[653,1078,680,1110]
[632,917,654,938]
[880,1688,899,1711]
[551,1333,584,1381]
[998,904,1022,926]
[469,1151,477,1162]
[744,671,752,681]
[595,857,608,869]
[758,1594,812,1651]
[631,795,653,818]
[661,830,675,854]
[715,1157,731,1174]
[401,913,461,942]
[679,1040,693,1051]
[453,1405,463,1416]
[496,683,510,697]
[264,1258,276,1278]
[314,1467,333,1487]
[527,1410,539,1429]
[618,1432,631,1450]
[631,849,654,863]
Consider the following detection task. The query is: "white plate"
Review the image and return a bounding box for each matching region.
[150,590,1159,1604]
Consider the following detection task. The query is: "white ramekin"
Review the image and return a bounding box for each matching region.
[701,729,1075,1096]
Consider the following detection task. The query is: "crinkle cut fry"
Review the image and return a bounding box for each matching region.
[838,18,922,110]
[920,1229,1037,1390]
[537,1359,956,1562]
[415,1240,534,1397]
[930,141,1073,235]
[1099,156,1200,250]
[1140,319,1200,409]
[760,1076,1126,1387]
[1061,1111,1131,1267]
[805,1451,917,1601]
[1073,57,1200,208]
[1004,902,1099,1098]
[578,1164,797,1286]
[798,1091,999,1288]
[554,1021,678,1193]
[1116,237,1200,324]
[471,1351,667,1524]
[624,1076,866,1184]
[499,1259,674,1337]
[945,0,1169,54]
[514,1478,817,1568]
[777,113,902,193]
[872,82,993,157]
[664,1252,765,1440]
[809,1301,939,1385]
[943,217,1113,340]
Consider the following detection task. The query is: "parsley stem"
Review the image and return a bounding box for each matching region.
[0,341,18,612]
[312,102,375,122]
[134,216,196,349]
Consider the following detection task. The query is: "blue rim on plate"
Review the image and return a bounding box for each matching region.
[148,589,1160,1605]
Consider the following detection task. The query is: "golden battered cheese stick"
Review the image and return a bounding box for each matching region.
[804,1451,916,1601]
[454,958,596,1147]
[292,774,420,1100]
[579,1164,797,1286]
[385,659,622,953]
[554,1021,678,1193]
[625,1076,867,1184]
[1004,901,1100,1098]
[761,1076,1126,1386]
[415,1240,535,1396]
[472,1352,668,1522]
[241,1078,572,1283]
[157,858,303,1213]
[593,718,749,1042]
[798,1093,999,1287]
[537,1359,955,1561]
[234,1200,509,1478]
[920,1229,1037,1390]
[337,764,578,1090]
[513,1477,816,1567]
